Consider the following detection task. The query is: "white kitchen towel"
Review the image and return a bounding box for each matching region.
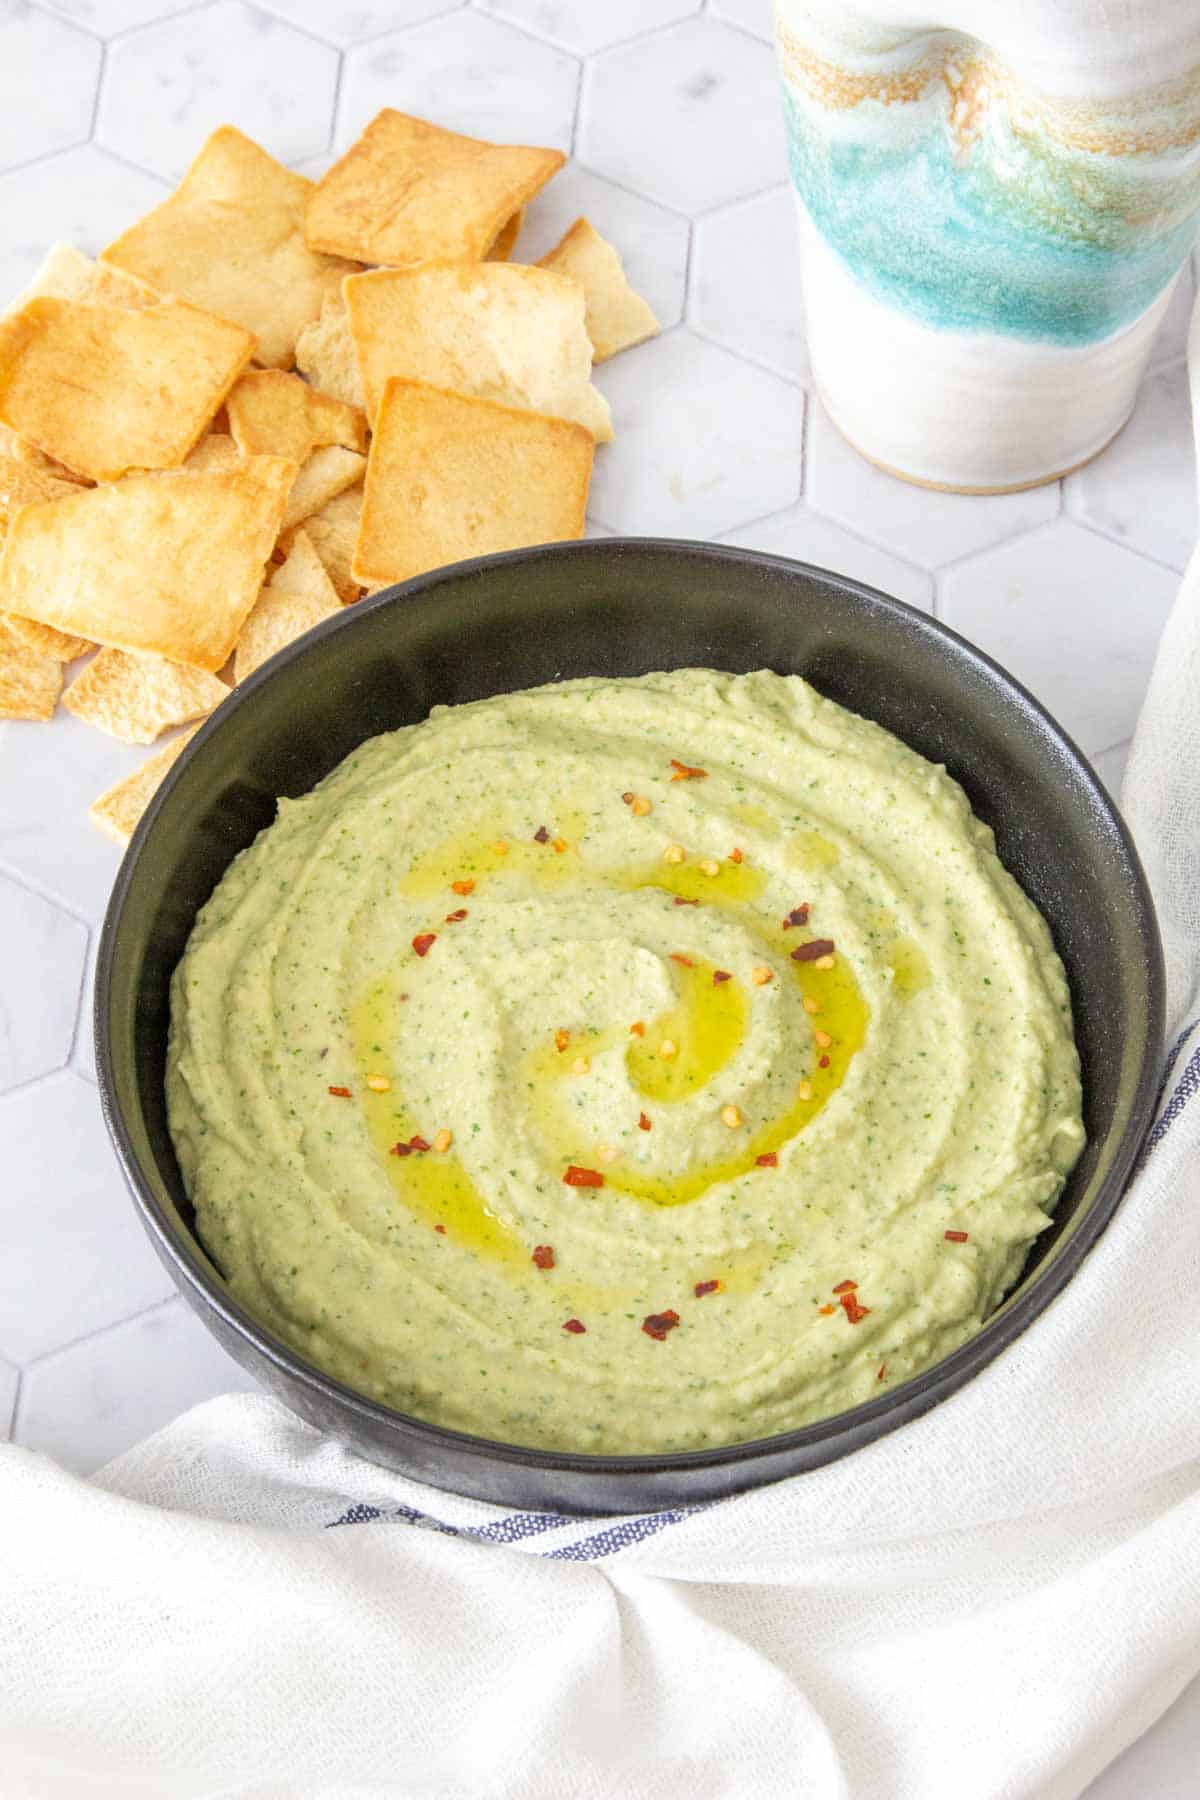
[3,340,1200,1800]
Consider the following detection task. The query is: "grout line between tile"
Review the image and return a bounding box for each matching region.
[98,0,226,48]
[341,1,472,55]
[688,176,791,223]
[685,318,805,389]
[9,1364,25,1445]
[567,156,693,221]
[88,39,107,139]
[25,0,106,46]
[709,8,776,50]
[62,921,94,1078]
[18,1294,183,1377]
[1071,516,1189,579]
[77,140,174,188]
[0,856,98,935]
[326,45,346,156]
[928,512,1065,579]
[0,133,96,181]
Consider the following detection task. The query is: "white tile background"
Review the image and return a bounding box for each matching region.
[0,2,1196,1790]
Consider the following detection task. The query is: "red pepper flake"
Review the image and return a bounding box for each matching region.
[877,1362,887,1381]
[818,1055,830,1069]
[832,1280,857,1294]
[450,878,474,896]
[444,907,468,922]
[554,1028,570,1053]
[712,969,732,985]
[818,1303,836,1315]
[391,1134,431,1156]
[327,1085,352,1097]
[553,838,568,853]
[670,952,695,967]
[839,1292,871,1325]
[412,932,436,958]
[532,1244,556,1270]
[782,905,810,929]
[755,1152,778,1168]
[944,1229,969,1243]
[638,1111,652,1131]
[562,1318,587,1334]
[621,791,634,805]
[673,895,699,906]
[533,825,550,843]
[729,848,744,864]
[434,1224,446,1235]
[694,1279,722,1298]
[629,1021,645,1037]
[641,1309,681,1340]
[791,937,835,963]
[563,1165,605,1188]
[669,759,707,781]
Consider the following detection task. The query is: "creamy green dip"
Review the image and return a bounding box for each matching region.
[167,669,1085,1453]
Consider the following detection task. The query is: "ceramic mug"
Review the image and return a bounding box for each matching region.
[776,0,1200,492]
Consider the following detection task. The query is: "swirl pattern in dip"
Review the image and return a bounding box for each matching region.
[167,669,1085,1453]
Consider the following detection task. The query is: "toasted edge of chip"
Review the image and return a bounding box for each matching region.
[227,368,367,463]
[280,444,365,535]
[9,243,160,314]
[234,529,342,684]
[486,209,524,262]
[304,110,564,267]
[62,647,229,744]
[0,616,61,720]
[292,485,363,602]
[0,424,90,484]
[183,433,243,473]
[89,725,200,847]
[294,293,363,411]
[351,377,593,588]
[2,616,93,661]
[536,216,660,362]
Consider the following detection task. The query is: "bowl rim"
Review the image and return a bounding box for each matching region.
[95,536,1166,1486]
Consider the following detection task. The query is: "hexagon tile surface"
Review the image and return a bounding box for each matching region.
[0,0,1195,1582]
[0,876,87,1094]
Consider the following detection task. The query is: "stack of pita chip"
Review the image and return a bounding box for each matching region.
[0,112,658,845]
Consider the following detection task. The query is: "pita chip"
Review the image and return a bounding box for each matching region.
[227,368,366,464]
[89,724,200,847]
[352,378,592,588]
[10,242,159,314]
[0,616,61,720]
[101,126,358,369]
[305,110,562,268]
[537,217,659,362]
[280,444,364,535]
[234,528,341,683]
[0,455,294,671]
[0,295,255,482]
[0,457,94,658]
[297,485,362,602]
[294,293,363,410]
[62,647,228,744]
[344,261,612,440]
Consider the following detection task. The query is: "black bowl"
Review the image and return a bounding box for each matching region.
[96,539,1163,1513]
